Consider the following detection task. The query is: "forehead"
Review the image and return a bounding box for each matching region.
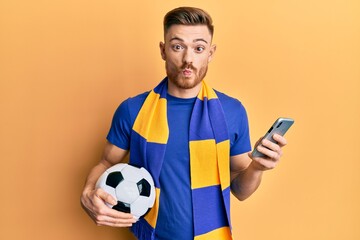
[165,25,212,43]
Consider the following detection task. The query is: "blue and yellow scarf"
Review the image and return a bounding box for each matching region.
[130,78,233,240]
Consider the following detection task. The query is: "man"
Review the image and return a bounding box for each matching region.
[81,6,287,240]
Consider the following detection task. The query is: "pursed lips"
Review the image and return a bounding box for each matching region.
[182,68,193,77]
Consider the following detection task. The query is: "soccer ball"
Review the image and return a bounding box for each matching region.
[96,163,155,219]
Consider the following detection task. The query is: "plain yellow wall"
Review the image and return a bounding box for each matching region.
[0,0,359,239]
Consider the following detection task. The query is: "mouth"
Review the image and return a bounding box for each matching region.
[182,68,193,77]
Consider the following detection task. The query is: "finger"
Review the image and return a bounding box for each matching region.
[273,134,288,147]
[95,213,137,227]
[92,191,137,219]
[95,218,134,227]
[96,221,133,227]
[91,197,132,219]
[82,189,137,227]
[103,193,118,206]
[261,139,281,155]
[250,154,277,170]
[255,157,277,170]
[91,204,137,226]
[94,188,118,206]
[103,208,136,220]
[256,144,280,161]
[255,137,263,146]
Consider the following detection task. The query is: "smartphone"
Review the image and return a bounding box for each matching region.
[251,117,294,158]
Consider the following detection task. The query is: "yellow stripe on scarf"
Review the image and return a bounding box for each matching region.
[217,140,231,191]
[132,91,168,144]
[196,82,218,101]
[144,188,160,228]
[190,139,220,189]
[194,226,232,240]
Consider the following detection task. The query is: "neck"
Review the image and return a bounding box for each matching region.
[167,80,202,99]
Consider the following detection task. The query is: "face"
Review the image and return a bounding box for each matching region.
[160,25,216,95]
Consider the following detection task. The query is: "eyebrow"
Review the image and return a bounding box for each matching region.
[169,37,208,44]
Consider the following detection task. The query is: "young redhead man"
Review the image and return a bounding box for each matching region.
[81,7,287,240]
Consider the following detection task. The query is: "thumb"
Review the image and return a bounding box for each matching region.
[95,188,117,206]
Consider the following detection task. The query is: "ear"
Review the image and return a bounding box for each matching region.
[159,41,166,60]
[208,44,217,63]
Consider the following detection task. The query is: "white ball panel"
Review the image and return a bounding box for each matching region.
[116,181,140,204]
[120,165,144,182]
[131,196,151,219]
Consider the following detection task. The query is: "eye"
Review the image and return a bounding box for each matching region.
[172,44,184,51]
[195,46,205,53]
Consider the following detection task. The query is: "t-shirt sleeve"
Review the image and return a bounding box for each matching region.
[226,99,252,156]
[106,99,132,150]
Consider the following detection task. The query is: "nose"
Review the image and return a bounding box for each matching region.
[183,48,194,65]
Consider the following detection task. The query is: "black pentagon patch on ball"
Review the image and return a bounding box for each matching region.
[113,201,131,213]
[106,171,124,188]
[137,178,151,197]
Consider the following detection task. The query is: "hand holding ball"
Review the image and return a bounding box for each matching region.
[96,163,155,219]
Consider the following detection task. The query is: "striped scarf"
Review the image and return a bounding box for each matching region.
[130,78,233,240]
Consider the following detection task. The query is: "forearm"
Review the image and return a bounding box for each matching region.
[82,161,109,193]
[82,143,128,193]
[231,161,263,201]
[80,143,136,227]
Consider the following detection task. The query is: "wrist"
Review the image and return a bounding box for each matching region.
[82,182,96,196]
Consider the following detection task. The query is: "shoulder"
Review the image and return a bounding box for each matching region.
[124,91,150,108]
[214,89,251,155]
[119,91,150,118]
[111,91,150,127]
[214,89,247,114]
[107,91,150,150]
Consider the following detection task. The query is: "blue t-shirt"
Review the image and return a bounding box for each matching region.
[107,90,251,240]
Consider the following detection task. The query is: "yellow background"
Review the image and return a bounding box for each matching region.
[1,0,359,239]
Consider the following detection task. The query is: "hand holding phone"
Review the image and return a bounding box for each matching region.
[251,117,294,158]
